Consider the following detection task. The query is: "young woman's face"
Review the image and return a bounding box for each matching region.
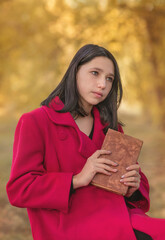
[76,56,115,113]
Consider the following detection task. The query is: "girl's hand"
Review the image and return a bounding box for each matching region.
[120,164,141,197]
[73,150,118,189]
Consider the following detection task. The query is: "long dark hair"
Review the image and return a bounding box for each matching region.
[41,44,124,133]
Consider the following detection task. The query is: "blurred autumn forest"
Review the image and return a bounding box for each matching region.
[0,0,165,127]
[0,0,165,239]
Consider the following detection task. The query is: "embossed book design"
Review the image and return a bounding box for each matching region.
[91,128,143,195]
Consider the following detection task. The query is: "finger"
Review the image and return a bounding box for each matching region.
[120,176,139,183]
[95,167,112,176]
[121,170,140,178]
[96,163,118,173]
[126,164,140,171]
[123,182,140,188]
[97,158,118,167]
[93,149,111,158]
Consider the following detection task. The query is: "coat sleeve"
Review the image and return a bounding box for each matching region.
[118,124,150,213]
[6,112,73,214]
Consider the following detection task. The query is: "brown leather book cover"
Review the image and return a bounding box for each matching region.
[91,128,143,195]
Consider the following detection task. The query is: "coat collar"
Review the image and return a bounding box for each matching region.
[42,96,106,158]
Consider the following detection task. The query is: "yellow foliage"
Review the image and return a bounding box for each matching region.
[0,0,165,129]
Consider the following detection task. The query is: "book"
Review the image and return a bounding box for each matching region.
[91,128,143,195]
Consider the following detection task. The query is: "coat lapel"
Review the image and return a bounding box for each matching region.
[42,96,106,158]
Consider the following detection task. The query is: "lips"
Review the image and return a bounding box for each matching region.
[92,91,103,97]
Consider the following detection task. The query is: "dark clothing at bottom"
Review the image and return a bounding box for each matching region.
[133,229,153,240]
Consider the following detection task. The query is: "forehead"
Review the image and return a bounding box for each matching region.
[83,56,114,72]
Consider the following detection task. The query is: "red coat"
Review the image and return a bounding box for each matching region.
[6,96,165,240]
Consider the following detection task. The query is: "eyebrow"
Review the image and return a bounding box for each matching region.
[89,67,115,77]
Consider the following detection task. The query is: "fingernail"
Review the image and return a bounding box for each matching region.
[126,167,129,170]
[121,175,125,178]
[114,163,118,166]
[120,179,124,182]
[107,150,111,153]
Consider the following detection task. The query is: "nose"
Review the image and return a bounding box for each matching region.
[97,78,106,89]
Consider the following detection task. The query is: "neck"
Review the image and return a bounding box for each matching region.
[78,98,93,116]
[71,108,93,120]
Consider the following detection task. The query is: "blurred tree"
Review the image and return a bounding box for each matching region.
[0,0,165,130]
[116,0,165,129]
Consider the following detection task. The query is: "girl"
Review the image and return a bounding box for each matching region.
[6,44,165,240]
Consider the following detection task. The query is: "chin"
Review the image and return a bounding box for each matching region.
[89,99,103,105]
